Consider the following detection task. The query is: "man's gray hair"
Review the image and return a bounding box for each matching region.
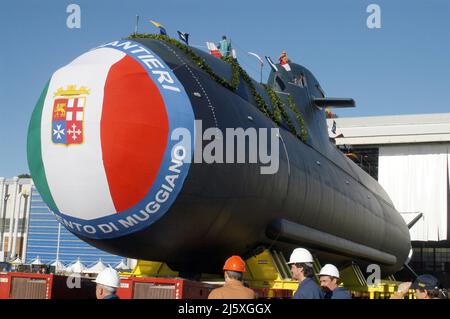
[225,270,243,281]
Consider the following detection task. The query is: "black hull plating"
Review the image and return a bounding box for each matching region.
[81,38,410,275]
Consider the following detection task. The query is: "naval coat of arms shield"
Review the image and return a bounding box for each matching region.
[51,85,90,145]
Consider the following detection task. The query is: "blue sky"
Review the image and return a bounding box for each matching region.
[0,0,449,177]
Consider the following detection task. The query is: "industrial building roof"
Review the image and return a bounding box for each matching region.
[327,113,450,145]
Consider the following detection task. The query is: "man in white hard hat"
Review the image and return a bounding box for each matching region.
[95,267,120,299]
[318,264,351,299]
[287,248,323,299]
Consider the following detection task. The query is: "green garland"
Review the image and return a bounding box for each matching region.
[263,85,298,138]
[260,84,281,124]
[220,56,240,92]
[129,33,237,90]
[287,96,308,141]
[221,56,271,118]
[128,33,308,142]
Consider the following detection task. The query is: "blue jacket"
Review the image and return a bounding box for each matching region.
[293,278,324,299]
[324,287,351,299]
[218,39,231,57]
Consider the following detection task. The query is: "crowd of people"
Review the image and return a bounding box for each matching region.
[91,247,449,299]
[204,247,448,300]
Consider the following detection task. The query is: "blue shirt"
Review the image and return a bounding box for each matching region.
[293,278,324,299]
[324,287,351,299]
[218,39,231,57]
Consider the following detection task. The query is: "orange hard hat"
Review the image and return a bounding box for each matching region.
[223,255,246,273]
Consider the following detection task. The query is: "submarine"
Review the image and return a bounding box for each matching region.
[27,34,412,275]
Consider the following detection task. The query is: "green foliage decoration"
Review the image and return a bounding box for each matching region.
[128,33,308,142]
[287,95,308,142]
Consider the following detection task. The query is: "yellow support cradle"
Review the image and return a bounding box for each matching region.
[122,249,414,299]
[120,260,179,277]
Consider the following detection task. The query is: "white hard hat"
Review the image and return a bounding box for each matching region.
[319,264,340,278]
[95,267,120,288]
[287,248,314,264]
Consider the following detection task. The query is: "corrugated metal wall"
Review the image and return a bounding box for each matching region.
[25,186,123,266]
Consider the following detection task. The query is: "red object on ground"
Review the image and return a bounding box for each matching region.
[0,272,96,299]
[253,287,293,299]
[0,273,9,299]
[116,277,219,299]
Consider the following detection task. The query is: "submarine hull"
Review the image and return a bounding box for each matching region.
[27,38,411,275]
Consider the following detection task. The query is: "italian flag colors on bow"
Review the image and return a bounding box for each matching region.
[27,47,170,222]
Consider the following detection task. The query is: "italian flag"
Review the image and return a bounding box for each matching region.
[28,47,170,221]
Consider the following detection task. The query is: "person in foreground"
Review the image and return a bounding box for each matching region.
[287,248,323,299]
[208,255,256,299]
[95,267,121,299]
[318,264,351,299]
[390,274,447,299]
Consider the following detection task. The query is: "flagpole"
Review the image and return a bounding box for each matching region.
[135,15,139,35]
[56,223,61,264]
[260,63,263,84]
[248,52,264,83]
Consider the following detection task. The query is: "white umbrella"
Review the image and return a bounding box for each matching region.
[66,258,85,273]
[30,256,44,265]
[114,259,131,272]
[84,259,107,274]
[50,260,66,272]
